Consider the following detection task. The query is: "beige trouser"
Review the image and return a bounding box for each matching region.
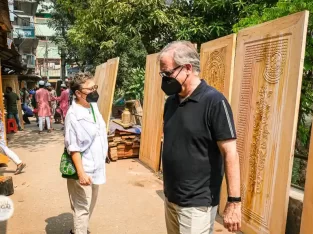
[165,198,218,234]
[67,179,99,234]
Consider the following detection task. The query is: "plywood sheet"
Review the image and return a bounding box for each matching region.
[139,53,164,172]
[200,34,236,100]
[231,11,309,234]
[200,34,237,215]
[94,57,119,131]
[2,75,23,129]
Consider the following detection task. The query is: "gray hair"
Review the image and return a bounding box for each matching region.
[159,41,200,73]
[70,72,93,96]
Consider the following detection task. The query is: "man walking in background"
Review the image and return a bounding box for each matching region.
[159,41,241,234]
[36,81,52,134]
[4,87,23,131]
[48,84,57,119]
[58,83,70,126]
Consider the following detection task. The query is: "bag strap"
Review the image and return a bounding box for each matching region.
[90,104,97,123]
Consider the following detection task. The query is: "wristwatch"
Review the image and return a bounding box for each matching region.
[228,196,241,203]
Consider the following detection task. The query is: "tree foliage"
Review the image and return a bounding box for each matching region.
[50,0,280,96]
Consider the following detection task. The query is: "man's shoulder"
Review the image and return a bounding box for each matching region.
[201,84,227,105]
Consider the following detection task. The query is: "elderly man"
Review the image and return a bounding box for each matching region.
[159,41,241,234]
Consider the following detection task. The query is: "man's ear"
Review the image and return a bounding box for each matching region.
[185,64,193,74]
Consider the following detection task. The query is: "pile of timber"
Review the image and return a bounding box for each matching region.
[108,130,140,161]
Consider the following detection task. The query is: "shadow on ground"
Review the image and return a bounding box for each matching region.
[0,220,7,234]
[45,212,73,234]
[156,190,165,201]
[6,121,64,152]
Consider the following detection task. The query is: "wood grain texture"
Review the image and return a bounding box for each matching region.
[199,34,237,215]
[200,34,236,100]
[301,124,313,233]
[2,75,23,129]
[231,11,308,234]
[139,53,164,172]
[94,58,119,132]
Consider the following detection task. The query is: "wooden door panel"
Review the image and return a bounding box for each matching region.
[94,58,119,131]
[139,53,164,171]
[200,34,237,215]
[231,11,309,234]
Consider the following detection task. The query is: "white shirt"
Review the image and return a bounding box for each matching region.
[64,100,108,184]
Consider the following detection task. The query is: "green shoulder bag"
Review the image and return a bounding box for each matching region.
[60,104,97,179]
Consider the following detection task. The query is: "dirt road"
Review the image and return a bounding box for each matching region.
[0,123,234,234]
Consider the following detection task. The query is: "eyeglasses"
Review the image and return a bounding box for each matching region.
[159,65,182,78]
[81,85,98,92]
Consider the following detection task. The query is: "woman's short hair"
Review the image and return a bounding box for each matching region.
[70,72,93,96]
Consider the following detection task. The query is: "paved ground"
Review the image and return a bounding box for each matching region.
[0,121,235,234]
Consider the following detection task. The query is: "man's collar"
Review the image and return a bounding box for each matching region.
[173,79,207,103]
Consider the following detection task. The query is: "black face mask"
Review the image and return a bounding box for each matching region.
[161,76,182,96]
[161,66,190,96]
[86,91,99,103]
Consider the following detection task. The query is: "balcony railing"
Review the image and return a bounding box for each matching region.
[13,25,35,38]
[39,68,61,77]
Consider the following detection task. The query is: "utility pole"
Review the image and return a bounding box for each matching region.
[45,36,49,80]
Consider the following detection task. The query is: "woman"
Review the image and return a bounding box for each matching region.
[64,72,108,234]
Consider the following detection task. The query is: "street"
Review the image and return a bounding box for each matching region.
[0,123,233,234]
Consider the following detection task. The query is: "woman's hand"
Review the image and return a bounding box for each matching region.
[78,173,92,186]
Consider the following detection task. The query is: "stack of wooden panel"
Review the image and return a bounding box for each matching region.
[108,130,140,161]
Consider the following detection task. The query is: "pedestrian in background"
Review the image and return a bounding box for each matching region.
[4,87,23,131]
[36,81,52,134]
[65,72,108,234]
[22,104,34,125]
[0,110,26,175]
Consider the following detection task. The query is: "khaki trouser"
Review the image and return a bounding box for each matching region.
[165,198,218,234]
[67,179,99,234]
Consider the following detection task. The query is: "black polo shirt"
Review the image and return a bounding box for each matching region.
[162,79,236,207]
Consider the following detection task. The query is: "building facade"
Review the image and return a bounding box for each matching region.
[35,0,62,86]
[12,0,38,75]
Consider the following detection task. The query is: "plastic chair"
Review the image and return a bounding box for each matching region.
[6,119,17,133]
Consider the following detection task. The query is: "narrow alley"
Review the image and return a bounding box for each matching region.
[0,123,232,234]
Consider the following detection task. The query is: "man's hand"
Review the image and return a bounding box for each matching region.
[223,202,241,233]
[78,173,92,186]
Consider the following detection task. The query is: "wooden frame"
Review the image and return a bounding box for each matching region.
[139,53,164,171]
[231,11,309,234]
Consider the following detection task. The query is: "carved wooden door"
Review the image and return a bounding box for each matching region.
[139,53,164,171]
[231,11,309,234]
[200,34,236,100]
[200,34,237,214]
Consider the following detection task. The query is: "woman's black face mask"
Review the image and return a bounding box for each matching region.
[85,91,99,103]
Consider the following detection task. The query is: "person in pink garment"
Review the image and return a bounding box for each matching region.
[58,83,70,121]
[36,80,52,134]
